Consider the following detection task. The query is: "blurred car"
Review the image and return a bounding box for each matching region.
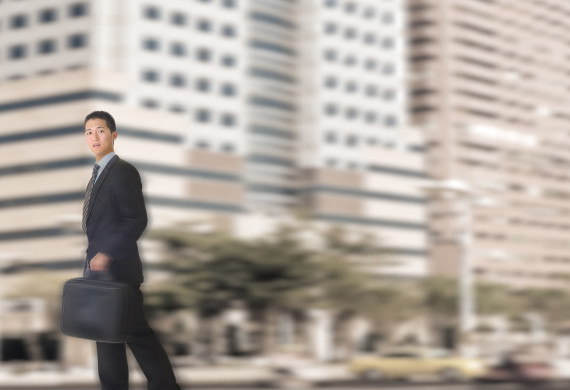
[479,357,555,384]
[349,348,487,382]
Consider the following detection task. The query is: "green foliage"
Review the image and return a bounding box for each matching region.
[147,225,380,318]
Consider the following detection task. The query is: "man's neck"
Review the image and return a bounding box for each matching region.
[96,151,115,162]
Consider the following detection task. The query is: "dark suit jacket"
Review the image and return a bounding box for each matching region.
[83,155,147,285]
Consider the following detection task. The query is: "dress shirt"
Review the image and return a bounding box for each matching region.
[95,152,116,183]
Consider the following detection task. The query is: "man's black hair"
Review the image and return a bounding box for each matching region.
[84,111,116,133]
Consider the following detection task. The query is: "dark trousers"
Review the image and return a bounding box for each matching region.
[96,287,181,390]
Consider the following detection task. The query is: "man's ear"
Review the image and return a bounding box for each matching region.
[113,131,118,144]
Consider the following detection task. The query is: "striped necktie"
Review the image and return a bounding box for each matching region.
[82,164,100,234]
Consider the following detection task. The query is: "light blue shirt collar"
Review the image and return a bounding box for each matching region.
[95,152,116,182]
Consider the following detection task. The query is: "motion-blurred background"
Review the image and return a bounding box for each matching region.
[1,0,570,382]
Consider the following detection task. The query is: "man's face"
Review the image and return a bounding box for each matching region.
[85,118,117,160]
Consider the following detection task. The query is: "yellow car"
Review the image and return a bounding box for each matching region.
[349,348,487,382]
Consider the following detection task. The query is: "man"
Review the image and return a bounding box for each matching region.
[82,111,181,390]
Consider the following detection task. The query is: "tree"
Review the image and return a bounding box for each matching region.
[146,225,383,357]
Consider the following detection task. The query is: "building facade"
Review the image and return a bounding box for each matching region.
[0,0,427,283]
[408,0,570,288]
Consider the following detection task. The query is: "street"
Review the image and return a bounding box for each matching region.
[5,382,570,390]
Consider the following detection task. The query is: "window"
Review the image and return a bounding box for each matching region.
[324,104,338,116]
[170,73,187,87]
[384,115,398,127]
[170,105,186,113]
[324,76,337,88]
[344,28,356,40]
[326,158,337,168]
[38,39,56,55]
[346,135,358,147]
[221,25,236,37]
[142,70,160,82]
[222,0,237,8]
[10,14,28,29]
[195,109,211,123]
[143,38,160,51]
[382,38,395,49]
[196,48,211,62]
[383,63,395,74]
[171,42,187,56]
[363,7,376,19]
[384,90,396,101]
[364,33,377,45]
[344,2,357,13]
[325,131,337,143]
[221,55,236,67]
[69,3,88,18]
[38,69,56,76]
[221,83,236,96]
[9,45,27,60]
[221,113,236,127]
[222,143,235,153]
[382,12,395,24]
[345,82,357,93]
[324,22,337,34]
[196,140,210,149]
[68,34,88,49]
[365,85,378,96]
[345,107,358,119]
[196,78,211,92]
[365,112,377,123]
[39,8,57,23]
[344,55,356,66]
[324,0,336,7]
[324,49,337,61]
[197,19,211,32]
[171,12,187,26]
[142,99,159,109]
[364,58,377,70]
[144,6,161,20]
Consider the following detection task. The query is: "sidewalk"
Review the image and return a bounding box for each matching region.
[0,363,353,388]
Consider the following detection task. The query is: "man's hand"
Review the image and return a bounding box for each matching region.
[89,252,112,271]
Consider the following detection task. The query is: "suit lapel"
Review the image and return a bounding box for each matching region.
[86,155,119,223]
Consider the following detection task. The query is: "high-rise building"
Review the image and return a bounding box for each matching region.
[0,0,427,279]
[408,0,570,288]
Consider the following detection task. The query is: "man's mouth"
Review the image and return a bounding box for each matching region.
[93,144,101,147]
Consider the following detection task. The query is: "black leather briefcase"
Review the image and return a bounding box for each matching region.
[61,273,133,343]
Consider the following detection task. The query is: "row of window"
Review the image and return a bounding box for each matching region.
[141,71,238,95]
[140,100,239,128]
[323,23,397,49]
[142,31,235,56]
[323,104,399,126]
[6,34,87,59]
[323,77,397,101]
[323,0,396,24]
[322,50,397,74]
[194,140,236,153]
[143,0,237,24]
[144,14,238,37]
[6,3,88,29]
[141,45,238,66]
[324,132,401,147]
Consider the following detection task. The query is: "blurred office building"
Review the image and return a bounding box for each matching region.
[408,0,570,288]
[0,0,428,283]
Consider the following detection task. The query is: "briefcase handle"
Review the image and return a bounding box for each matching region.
[85,268,114,282]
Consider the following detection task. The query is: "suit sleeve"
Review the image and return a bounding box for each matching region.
[102,164,148,260]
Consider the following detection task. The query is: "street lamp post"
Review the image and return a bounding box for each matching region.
[419,179,476,354]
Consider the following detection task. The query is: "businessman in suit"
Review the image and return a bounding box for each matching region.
[83,111,181,390]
